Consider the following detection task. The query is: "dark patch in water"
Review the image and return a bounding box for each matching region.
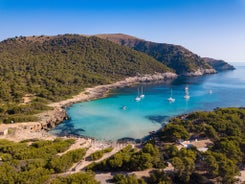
[54,120,85,137]
[117,137,135,143]
[146,115,170,124]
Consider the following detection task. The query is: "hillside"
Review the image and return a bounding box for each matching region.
[203,57,235,71]
[96,34,233,76]
[0,34,173,123]
[0,34,171,103]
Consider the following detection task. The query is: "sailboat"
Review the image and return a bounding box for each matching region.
[168,89,175,103]
[184,86,190,99]
[121,105,127,110]
[139,86,145,98]
[135,87,141,102]
[209,89,213,94]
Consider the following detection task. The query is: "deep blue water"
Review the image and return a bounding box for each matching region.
[50,64,245,140]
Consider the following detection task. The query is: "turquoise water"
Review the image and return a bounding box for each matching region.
[51,64,245,140]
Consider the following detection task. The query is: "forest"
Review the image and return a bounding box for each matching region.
[96,34,235,75]
[0,34,170,123]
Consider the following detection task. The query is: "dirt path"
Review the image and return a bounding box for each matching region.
[236,170,245,184]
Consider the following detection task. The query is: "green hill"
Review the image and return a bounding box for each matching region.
[0,34,171,103]
[97,34,230,75]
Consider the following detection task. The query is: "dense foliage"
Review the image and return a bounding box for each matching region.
[0,34,170,123]
[89,147,113,161]
[86,107,245,183]
[0,138,93,183]
[0,107,244,183]
[0,34,170,103]
[113,174,146,184]
[158,107,245,183]
[86,143,165,172]
[97,34,214,75]
[0,98,52,123]
[50,171,99,184]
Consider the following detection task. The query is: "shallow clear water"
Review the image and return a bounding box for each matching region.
[50,65,245,140]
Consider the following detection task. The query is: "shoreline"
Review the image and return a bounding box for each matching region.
[0,72,177,142]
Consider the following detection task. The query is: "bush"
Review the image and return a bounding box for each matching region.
[89,147,113,161]
[48,148,86,173]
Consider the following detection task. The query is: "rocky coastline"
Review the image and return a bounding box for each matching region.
[182,68,216,76]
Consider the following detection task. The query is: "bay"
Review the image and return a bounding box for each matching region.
[50,64,245,140]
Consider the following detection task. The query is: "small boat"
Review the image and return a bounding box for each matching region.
[168,89,175,103]
[209,90,213,94]
[184,86,190,99]
[135,87,141,102]
[139,86,145,98]
[122,105,127,110]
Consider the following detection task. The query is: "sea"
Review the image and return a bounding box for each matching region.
[50,63,245,141]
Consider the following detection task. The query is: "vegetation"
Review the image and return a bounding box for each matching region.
[0,34,170,103]
[0,107,244,183]
[0,138,95,183]
[86,143,165,172]
[48,148,86,173]
[113,174,146,184]
[158,107,245,183]
[87,107,244,184]
[0,100,53,124]
[0,34,170,123]
[203,57,235,71]
[89,147,113,161]
[97,34,217,75]
[50,171,99,184]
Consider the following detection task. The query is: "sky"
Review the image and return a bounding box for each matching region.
[0,0,245,62]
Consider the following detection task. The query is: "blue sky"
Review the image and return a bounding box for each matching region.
[0,0,245,62]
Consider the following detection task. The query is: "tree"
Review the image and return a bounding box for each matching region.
[51,171,99,184]
[147,170,171,184]
[160,124,190,142]
[170,157,185,177]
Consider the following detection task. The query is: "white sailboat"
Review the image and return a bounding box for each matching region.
[184,86,190,99]
[135,87,141,102]
[168,89,175,103]
[139,86,145,98]
[121,105,127,110]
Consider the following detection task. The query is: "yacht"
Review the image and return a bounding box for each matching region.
[168,89,175,103]
[122,105,127,110]
[139,86,145,98]
[184,86,190,99]
[135,88,141,102]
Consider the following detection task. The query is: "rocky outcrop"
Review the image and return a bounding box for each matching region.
[124,72,177,82]
[39,108,68,131]
[182,68,216,77]
[0,108,68,134]
[202,57,235,71]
